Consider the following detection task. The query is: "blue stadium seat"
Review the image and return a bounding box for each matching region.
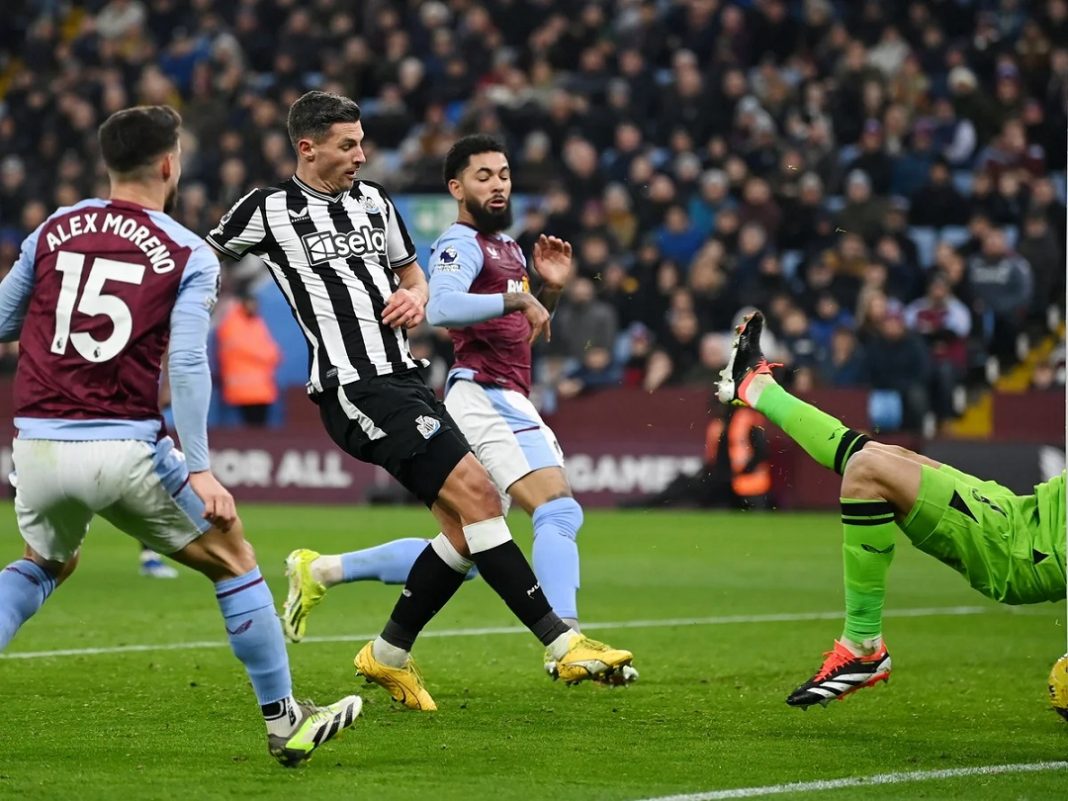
[908,226,937,269]
[951,170,974,195]
[1003,225,1019,249]
[825,195,846,214]
[868,390,904,432]
[837,145,859,166]
[939,225,970,249]
[780,250,803,282]
[1053,172,1067,205]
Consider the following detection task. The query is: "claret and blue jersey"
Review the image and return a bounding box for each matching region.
[426,221,534,396]
[0,197,217,472]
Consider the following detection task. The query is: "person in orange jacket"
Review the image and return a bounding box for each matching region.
[621,400,772,509]
[216,290,281,426]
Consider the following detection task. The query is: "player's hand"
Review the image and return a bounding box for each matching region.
[382,288,426,329]
[519,294,551,344]
[532,234,572,289]
[189,471,237,532]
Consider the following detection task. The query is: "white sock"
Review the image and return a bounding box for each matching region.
[546,628,579,660]
[310,555,343,587]
[561,617,580,633]
[744,372,775,407]
[841,635,882,657]
[372,635,409,668]
[263,694,300,737]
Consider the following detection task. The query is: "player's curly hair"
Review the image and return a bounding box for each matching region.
[443,134,508,185]
[287,91,362,147]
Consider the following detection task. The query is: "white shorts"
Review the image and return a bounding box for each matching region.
[12,437,209,562]
[444,380,565,503]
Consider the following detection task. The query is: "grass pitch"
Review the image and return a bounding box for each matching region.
[0,505,1064,800]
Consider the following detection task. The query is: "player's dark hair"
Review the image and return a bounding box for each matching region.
[287,91,362,147]
[443,135,508,184]
[98,106,182,174]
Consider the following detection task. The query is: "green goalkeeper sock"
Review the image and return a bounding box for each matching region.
[754,383,870,474]
[840,499,897,643]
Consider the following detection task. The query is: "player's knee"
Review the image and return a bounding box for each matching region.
[226,535,257,576]
[868,442,915,460]
[532,496,583,541]
[449,460,503,519]
[841,448,887,495]
[24,546,78,585]
[469,476,504,518]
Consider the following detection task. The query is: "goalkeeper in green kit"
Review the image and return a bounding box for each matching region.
[717,311,1067,710]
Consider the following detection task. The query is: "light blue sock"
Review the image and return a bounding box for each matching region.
[0,559,56,651]
[532,497,583,621]
[341,538,477,584]
[215,567,292,705]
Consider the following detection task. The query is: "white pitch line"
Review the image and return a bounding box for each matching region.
[0,604,996,660]
[631,761,1068,801]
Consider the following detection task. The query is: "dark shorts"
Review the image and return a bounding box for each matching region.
[315,371,471,506]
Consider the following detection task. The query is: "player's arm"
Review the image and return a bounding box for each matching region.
[376,188,428,329]
[0,226,40,341]
[531,234,571,315]
[206,189,266,261]
[425,236,550,342]
[382,261,428,329]
[168,246,235,531]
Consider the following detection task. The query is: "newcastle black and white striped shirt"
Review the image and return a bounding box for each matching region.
[207,176,422,392]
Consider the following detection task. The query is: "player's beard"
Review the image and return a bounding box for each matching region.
[163,183,179,215]
[466,196,512,234]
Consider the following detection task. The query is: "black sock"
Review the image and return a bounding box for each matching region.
[471,540,572,646]
[380,544,467,651]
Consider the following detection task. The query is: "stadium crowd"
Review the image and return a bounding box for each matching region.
[1,0,1066,432]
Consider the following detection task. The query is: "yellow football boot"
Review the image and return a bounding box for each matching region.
[282,549,327,643]
[545,634,638,686]
[354,640,437,711]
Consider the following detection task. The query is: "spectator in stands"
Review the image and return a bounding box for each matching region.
[847,119,894,195]
[655,203,704,270]
[1016,211,1063,322]
[1030,360,1061,392]
[949,65,1001,146]
[778,172,826,251]
[967,229,1034,362]
[0,0,1062,414]
[866,307,932,432]
[552,274,618,377]
[809,292,855,354]
[1027,176,1067,248]
[928,95,978,168]
[818,326,870,388]
[779,306,819,371]
[905,272,971,421]
[645,308,701,392]
[836,170,888,244]
[215,289,281,427]
[978,117,1047,180]
[890,118,937,197]
[908,158,971,227]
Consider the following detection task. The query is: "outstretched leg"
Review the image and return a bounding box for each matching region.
[281,537,478,643]
[0,545,78,651]
[718,311,872,476]
[719,313,924,708]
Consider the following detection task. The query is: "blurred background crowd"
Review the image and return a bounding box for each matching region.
[1,0,1065,434]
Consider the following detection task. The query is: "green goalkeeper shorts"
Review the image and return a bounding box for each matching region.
[901,464,1065,605]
